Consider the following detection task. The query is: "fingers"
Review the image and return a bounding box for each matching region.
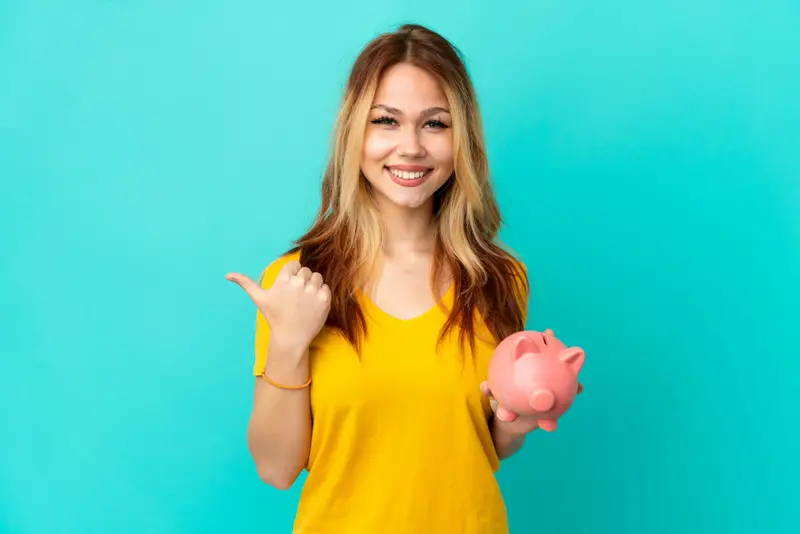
[278,260,302,282]
[289,264,330,303]
[297,269,329,303]
[225,272,262,300]
[306,271,324,292]
[480,381,499,415]
[318,283,331,303]
[279,262,323,292]
[288,266,309,286]
[496,406,519,422]
[235,260,331,316]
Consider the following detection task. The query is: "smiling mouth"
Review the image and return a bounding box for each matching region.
[385,166,433,181]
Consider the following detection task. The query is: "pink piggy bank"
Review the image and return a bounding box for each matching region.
[487,330,585,432]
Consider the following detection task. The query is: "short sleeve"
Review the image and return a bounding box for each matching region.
[252,253,299,376]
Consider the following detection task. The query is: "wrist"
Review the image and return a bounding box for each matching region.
[262,340,310,386]
[493,418,519,437]
[267,336,310,361]
[265,338,309,374]
[492,417,537,438]
[491,418,530,461]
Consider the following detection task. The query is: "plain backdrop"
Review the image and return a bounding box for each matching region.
[1,1,798,533]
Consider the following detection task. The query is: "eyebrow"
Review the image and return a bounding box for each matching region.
[370,104,450,116]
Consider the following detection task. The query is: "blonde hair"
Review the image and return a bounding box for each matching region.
[289,23,528,353]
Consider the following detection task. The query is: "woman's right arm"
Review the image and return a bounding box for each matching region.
[227,258,331,491]
[246,340,312,489]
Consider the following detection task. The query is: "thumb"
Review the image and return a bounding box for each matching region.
[225,272,265,302]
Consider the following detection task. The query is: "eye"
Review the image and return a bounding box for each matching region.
[424,119,448,129]
[370,115,397,126]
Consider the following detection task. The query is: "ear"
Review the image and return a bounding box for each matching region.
[512,334,539,360]
[560,347,585,374]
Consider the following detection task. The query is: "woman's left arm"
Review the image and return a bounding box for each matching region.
[491,418,534,460]
[481,379,541,460]
[480,344,584,461]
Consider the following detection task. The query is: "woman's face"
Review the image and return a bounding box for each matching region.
[361,62,455,211]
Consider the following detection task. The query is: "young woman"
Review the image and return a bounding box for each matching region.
[227,23,560,534]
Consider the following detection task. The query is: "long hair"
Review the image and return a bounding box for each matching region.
[287,23,528,354]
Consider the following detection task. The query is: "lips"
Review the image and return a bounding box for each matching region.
[384,165,432,187]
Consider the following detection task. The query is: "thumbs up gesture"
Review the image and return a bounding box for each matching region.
[226,260,332,351]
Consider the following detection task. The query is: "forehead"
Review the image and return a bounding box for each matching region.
[373,63,448,110]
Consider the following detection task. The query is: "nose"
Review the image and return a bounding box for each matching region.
[396,127,426,158]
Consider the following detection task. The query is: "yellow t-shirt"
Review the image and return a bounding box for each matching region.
[253,251,527,534]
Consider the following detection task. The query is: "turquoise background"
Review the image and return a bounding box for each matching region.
[2,1,798,533]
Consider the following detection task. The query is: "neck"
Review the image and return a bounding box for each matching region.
[377,199,437,257]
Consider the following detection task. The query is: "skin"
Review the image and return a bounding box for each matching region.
[226,62,544,490]
[361,62,456,314]
[226,260,330,490]
[361,62,537,459]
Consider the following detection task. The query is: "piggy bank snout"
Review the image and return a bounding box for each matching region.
[530,388,555,411]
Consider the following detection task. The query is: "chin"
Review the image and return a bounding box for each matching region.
[371,188,429,209]
[382,183,440,210]
[388,196,431,209]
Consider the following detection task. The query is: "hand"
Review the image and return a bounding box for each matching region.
[481,328,584,436]
[480,380,542,436]
[226,260,332,351]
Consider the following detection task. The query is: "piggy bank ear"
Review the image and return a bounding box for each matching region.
[560,347,585,374]
[512,334,539,360]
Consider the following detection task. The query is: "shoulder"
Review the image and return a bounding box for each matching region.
[258,250,302,290]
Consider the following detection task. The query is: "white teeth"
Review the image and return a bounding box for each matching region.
[388,168,428,180]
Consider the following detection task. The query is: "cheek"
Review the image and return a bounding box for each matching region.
[362,130,396,163]
[426,134,454,167]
